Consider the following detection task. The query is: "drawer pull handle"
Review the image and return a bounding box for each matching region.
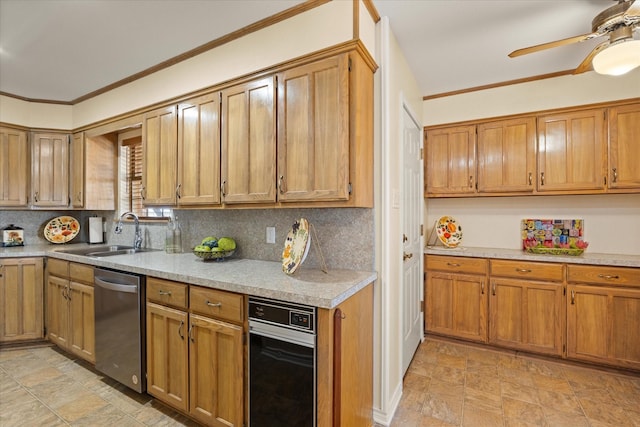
[178,320,184,340]
[516,268,532,273]
[597,274,619,280]
[447,262,461,267]
[206,300,222,308]
[158,290,172,296]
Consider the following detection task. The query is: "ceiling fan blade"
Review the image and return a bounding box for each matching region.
[509,33,596,58]
[573,41,608,74]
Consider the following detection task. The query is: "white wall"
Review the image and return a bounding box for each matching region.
[423,68,640,256]
[374,16,423,426]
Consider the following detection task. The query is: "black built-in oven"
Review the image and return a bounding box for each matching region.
[248,297,316,427]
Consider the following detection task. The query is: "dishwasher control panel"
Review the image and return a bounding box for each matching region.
[249,297,316,334]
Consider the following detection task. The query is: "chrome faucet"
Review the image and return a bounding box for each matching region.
[115,212,142,250]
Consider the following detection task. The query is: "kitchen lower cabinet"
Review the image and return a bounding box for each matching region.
[146,277,244,427]
[489,260,565,356]
[46,259,95,363]
[567,265,640,370]
[425,256,488,343]
[0,257,44,342]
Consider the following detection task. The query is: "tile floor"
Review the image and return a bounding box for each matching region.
[1,338,639,426]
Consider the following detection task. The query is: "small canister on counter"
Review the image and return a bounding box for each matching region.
[2,224,24,247]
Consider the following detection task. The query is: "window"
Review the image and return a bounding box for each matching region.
[118,129,170,219]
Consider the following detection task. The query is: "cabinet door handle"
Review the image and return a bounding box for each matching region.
[76,191,82,202]
[34,191,39,202]
[278,175,285,194]
[178,320,184,340]
[492,282,496,296]
[540,172,545,186]
[176,184,181,199]
[570,290,575,305]
[206,300,222,308]
[515,268,532,273]
[188,324,194,342]
[446,262,461,267]
[481,282,485,295]
[221,180,226,197]
[158,290,172,296]
[597,274,620,280]
[140,186,146,200]
[469,176,473,188]
[528,172,532,186]
[612,168,617,183]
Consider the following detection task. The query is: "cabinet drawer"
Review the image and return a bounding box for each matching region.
[568,265,640,288]
[147,277,188,309]
[69,262,93,284]
[491,259,564,282]
[47,258,68,277]
[426,255,487,275]
[190,286,244,324]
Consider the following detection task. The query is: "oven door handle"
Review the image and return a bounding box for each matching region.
[95,277,138,294]
[250,321,315,348]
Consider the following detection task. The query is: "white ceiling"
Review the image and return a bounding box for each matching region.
[0,0,627,103]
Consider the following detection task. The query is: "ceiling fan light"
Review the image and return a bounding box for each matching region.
[592,39,640,76]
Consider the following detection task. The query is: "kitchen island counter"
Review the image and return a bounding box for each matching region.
[1,244,376,309]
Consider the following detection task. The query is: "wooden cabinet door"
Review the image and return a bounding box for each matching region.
[143,105,178,205]
[425,125,476,195]
[0,258,44,342]
[177,93,221,206]
[70,132,85,208]
[477,117,536,193]
[68,281,95,363]
[46,275,69,348]
[567,284,640,370]
[0,127,29,207]
[31,132,70,207]
[537,109,606,192]
[146,302,189,412]
[425,272,487,342]
[489,279,564,356]
[221,76,276,203]
[189,314,244,427]
[608,103,640,190]
[277,54,350,202]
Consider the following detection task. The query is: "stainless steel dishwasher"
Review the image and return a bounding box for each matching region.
[94,267,146,393]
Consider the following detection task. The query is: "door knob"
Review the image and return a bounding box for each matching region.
[403,252,413,261]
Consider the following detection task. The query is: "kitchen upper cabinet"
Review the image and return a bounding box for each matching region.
[221,76,276,204]
[489,260,564,357]
[425,255,488,342]
[142,105,178,205]
[608,102,640,191]
[31,132,70,207]
[477,117,536,194]
[277,54,350,202]
[46,259,95,363]
[177,93,221,206]
[70,132,116,209]
[0,258,44,342]
[425,125,476,196]
[0,127,29,207]
[537,108,606,192]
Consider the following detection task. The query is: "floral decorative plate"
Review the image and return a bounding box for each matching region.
[44,216,80,244]
[436,216,462,248]
[282,218,311,275]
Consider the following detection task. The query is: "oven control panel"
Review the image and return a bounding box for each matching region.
[249,297,316,334]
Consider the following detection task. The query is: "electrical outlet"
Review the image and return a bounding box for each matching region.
[266,227,276,244]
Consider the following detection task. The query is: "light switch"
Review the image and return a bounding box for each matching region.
[266,227,276,244]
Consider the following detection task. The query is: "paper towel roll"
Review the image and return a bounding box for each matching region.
[89,217,103,243]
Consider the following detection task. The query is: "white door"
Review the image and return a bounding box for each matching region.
[402,105,423,374]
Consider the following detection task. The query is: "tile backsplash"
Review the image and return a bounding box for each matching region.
[0,208,375,271]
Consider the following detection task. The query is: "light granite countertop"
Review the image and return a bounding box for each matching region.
[0,244,377,309]
[424,246,640,268]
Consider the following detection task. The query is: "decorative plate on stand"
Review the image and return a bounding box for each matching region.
[44,216,80,244]
[282,218,311,275]
[436,216,463,248]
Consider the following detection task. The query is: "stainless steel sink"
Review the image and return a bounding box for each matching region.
[56,245,157,257]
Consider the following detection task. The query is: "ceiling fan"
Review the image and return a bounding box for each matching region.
[509,0,640,76]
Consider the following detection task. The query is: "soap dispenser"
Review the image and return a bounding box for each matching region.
[165,216,175,253]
